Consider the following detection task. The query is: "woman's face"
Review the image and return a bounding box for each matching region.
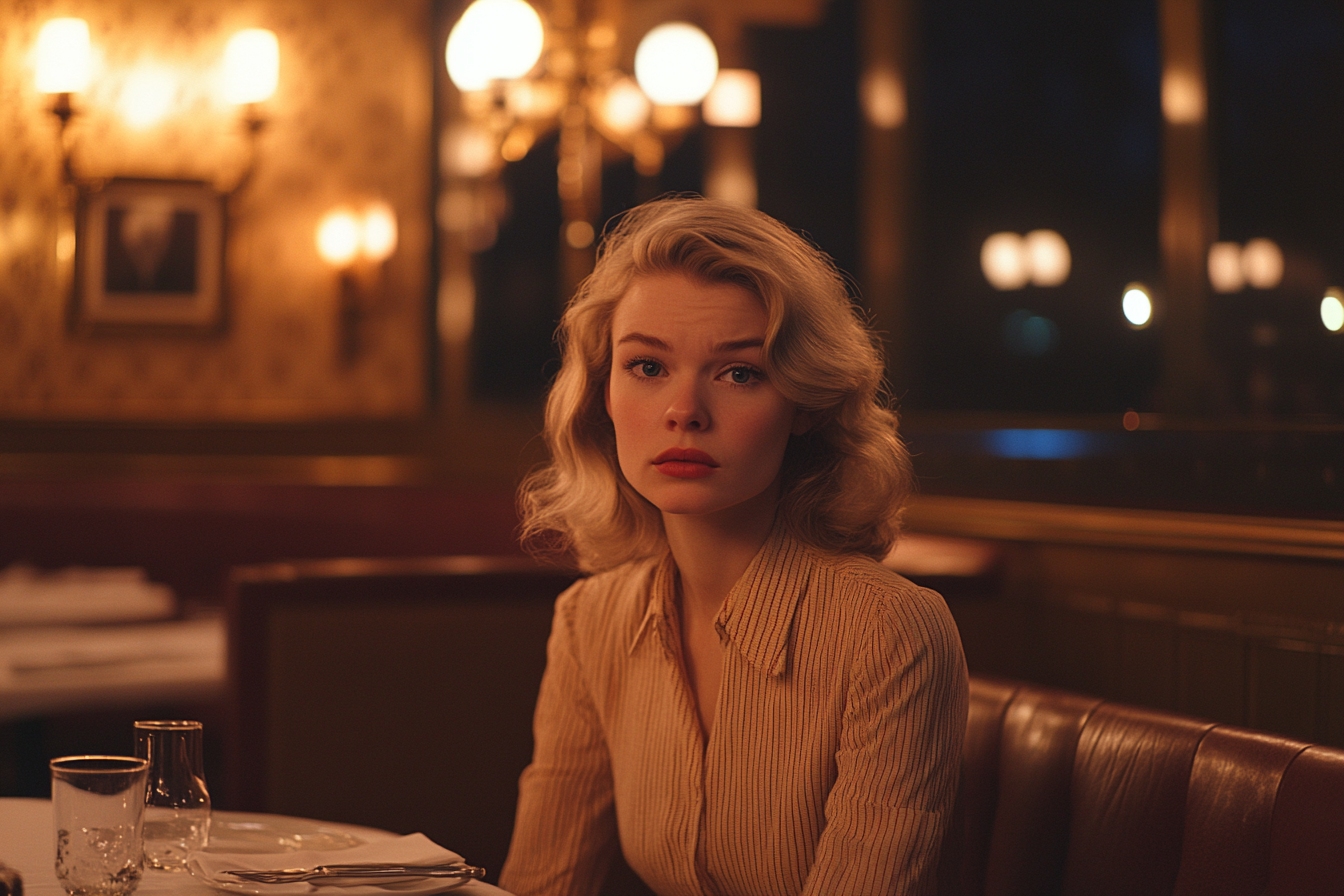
[605,272,807,524]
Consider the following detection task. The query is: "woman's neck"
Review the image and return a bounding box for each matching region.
[663,485,779,618]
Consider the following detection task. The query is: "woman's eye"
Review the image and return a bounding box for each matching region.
[627,359,663,377]
[725,366,758,385]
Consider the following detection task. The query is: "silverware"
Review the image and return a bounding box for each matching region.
[222,861,485,885]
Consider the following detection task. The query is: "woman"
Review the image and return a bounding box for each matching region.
[499,197,967,896]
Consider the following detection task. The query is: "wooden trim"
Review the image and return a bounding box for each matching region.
[905,495,1344,562]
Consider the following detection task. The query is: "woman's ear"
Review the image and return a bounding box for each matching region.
[791,408,813,436]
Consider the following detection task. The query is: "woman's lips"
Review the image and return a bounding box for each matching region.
[653,448,718,479]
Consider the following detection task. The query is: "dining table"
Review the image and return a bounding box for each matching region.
[0,797,512,895]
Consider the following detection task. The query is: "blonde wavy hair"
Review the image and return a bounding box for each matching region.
[519,197,912,572]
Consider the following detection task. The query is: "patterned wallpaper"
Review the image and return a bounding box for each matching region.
[0,0,433,420]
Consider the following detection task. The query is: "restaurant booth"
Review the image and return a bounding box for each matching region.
[2,0,1343,893]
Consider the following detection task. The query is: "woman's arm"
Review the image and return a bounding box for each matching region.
[802,588,969,896]
[499,584,621,896]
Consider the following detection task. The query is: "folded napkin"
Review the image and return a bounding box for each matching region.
[189,833,473,895]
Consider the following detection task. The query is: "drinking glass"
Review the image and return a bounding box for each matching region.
[50,755,150,896]
[133,720,211,870]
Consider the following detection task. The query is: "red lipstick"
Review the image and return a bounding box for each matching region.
[653,447,718,479]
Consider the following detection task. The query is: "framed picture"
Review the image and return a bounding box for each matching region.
[73,178,226,333]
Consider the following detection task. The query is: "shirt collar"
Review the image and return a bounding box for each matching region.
[716,523,811,678]
[628,522,812,678]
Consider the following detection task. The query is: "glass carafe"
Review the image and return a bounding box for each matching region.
[133,720,211,870]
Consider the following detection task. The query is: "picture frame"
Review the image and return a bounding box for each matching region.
[73,178,226,333]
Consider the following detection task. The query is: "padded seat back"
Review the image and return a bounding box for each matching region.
[226,556,577,885]
[956,678,1344,896]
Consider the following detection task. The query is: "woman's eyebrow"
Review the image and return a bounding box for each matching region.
[614,332,669,349]
[714,338,764,353]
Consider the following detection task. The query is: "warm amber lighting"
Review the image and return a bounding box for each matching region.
[702,69,760,128]
[1241,238,1283,289]
[1122,283,1153,328]
[222,29,279,105]
[634,23,718,106]
[119,66,178,129]
[316,209,361,267]
[445,0,544,91]
[361,202,398,263]
[860,67,906,129]
[1207,241,1244,293]
[600,77,652,135]
[1322,289,1344,333]
[1122,410,1141,431]
[1024,229,1070,287]
[981,232,1028,291]
[441,124,497,178]
[1161,69,1205,124]
[565,220,595,249]
[35,18,92,94]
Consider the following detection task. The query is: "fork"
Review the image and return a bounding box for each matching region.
[223,861,486,884]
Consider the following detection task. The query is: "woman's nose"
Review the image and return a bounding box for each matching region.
[664,379,709,431]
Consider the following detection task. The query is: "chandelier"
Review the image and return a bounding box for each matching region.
[442,0,760,266]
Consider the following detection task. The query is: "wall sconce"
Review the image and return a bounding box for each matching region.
[34,17,279,190]
[316,203,399,366]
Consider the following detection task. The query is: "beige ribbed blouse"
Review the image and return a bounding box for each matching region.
[499,525,968,896]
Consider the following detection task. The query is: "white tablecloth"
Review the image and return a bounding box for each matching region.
[0,798,511,896]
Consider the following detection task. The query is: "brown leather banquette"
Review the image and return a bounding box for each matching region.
[940,677,1344,896]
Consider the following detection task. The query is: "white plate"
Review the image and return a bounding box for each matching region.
[204,813,389,854]
[190,819,470,895]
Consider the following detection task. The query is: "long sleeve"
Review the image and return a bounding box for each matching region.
[801,588,968,896]
[499,582,620,896]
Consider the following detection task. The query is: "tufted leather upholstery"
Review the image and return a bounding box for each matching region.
[941,677,1344,896]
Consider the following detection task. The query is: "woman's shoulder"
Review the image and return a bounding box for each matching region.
[554,554,664,636]
[806,547,959,636]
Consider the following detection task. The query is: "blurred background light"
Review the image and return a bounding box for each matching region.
[600,77,652,134]
[1241,237,1284,289]
[445,0,544,92]
[1122,283,1153,328]
[860,67,906,129]
[316,209,362,267]
[1161,68,1205,123]
[1208,241,1244,293]
[1024,229,1071,286]
[981,232,1028,290]
[119,65,178,129]
[35,18,92,94]
[222,29,279,105]
[361,202,398,263]
[1003,309,1059,356]
[702,69,760,128]
[1323,289,1344,332]
[634,23,718,106]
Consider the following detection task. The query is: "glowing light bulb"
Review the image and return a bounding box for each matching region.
[860,67,906,129]
[223,29,279,104]
[1162,69,1205,124]
[446,0,544,91]
[702,69,760,127]
[1122,283,1153,328]
[634,23,718,106]
[35,18,92,94]
[316,209,361,267]
[981,232,1028,290]
[361,202,398,263]
[1322,289,1344,333]
[600,77,651,135]
[1024,229,1070,287]
[1207,242,1244,293]
[1241,238,1283,290]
